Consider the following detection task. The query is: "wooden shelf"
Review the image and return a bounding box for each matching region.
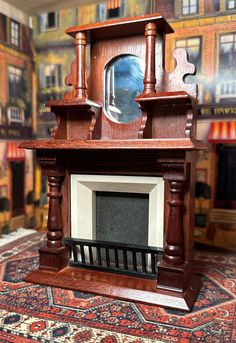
[136,90,193,103]
[19,138,206,151]
[46,98,101,108]
[66,13,173,40]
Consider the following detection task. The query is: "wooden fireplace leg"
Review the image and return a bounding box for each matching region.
[157,180,201,310]
[38,176,69,272]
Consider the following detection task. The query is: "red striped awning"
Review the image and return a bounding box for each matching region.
[6,142,25,161]
[208,121,236,143]
[107,0,121,9]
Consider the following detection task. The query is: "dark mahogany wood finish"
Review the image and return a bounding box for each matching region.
[21,13,205,311]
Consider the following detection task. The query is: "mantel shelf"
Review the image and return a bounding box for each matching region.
[135,91,194,103]
[19,138,206,151]
[46,98,101,108]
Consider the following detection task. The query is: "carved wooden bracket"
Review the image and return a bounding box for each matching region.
[185,109,194,138]
[64,59,77,99]
[164,48,197,98]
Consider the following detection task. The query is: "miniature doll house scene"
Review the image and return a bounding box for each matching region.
[0,0,235,341]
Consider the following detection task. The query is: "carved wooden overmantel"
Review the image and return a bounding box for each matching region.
[20,14,206,311]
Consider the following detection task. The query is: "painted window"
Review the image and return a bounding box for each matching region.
[227,0,236,9]
[7,106,24,125]
[39,12,58,32]
[204,0,220,13]
[10,20,19,46]
[176,37,201,71]
[8,66,22,98]
[0,14,7,42]
[0,105,2,124]
[97,0,125,21]
[217,33,236,101]
[182,0,198,15]
[38,64,62,89]
[219,33,236,73]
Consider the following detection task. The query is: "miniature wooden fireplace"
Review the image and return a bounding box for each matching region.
[21,13,205,311]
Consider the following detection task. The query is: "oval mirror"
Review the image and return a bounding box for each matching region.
[105,55,144,123]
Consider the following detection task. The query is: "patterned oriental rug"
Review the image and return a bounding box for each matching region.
[0,233,235,342]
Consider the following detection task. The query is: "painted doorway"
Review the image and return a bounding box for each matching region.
[11,161,25,217]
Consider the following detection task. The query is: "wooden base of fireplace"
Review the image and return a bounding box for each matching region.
[25,267,202,311]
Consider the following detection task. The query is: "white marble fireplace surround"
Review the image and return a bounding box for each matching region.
[71,174,164,248]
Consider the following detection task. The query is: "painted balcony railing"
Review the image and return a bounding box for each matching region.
[216,80,236,103]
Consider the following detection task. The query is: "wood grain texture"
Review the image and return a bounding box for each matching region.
[24,267,202,311]
[66,13,173,40]
[46,176,63,249]
[19,139,206,150]
[164,181,185,265]
[75,31,87,100]
[143,22,157,94]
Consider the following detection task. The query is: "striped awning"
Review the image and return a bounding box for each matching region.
[107,0,121,9]
[208,121,236,143]
[6,142,25,161]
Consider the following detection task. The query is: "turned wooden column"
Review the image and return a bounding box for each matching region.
[164,181,184,266]
[75,31,87,100]
[157,175,188,292]
[143,22,156,94]
[37,159,69,272]
[47,176,63,249]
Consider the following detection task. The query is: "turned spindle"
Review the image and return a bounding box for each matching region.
[143,22,157,94]
[75,31,87,99]
[47,176,63,249]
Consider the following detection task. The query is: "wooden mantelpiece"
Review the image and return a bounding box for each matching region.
[21,13,205,311]
[21,138,204,150]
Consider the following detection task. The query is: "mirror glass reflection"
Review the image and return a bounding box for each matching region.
[105,55,145,123]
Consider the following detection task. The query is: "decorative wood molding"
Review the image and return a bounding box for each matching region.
[138,106,148,139]
[165,48,197,98]
[185,109,194,138]
[64,59,77,99]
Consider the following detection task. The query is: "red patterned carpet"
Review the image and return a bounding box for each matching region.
[0,233,235,342]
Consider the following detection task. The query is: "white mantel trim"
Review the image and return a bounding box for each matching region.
[71,174,164,248]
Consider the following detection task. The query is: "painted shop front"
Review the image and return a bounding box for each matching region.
[0,9,36,233]
[0,139,34,233]
[196,104,236,233]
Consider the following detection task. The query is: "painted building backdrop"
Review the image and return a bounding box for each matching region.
[0,7,36,232]
[32,0,236,216]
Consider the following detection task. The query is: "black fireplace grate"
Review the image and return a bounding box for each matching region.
[63,237,164,278]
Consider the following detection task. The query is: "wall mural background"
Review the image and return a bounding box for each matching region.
[0,0,235,250]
